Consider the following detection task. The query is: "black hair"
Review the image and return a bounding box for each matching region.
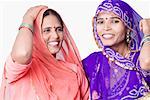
[43,9,64,28]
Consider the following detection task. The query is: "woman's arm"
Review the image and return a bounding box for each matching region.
[139,19,150,71]
[5,6,48,83]
[11,19,33,64]
[11,5,47,64]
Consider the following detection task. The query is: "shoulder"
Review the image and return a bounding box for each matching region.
[82,51,102,79]
[82,52,102,63]
[82,52,102,70]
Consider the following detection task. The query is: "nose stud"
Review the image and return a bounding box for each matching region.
[98,32,102,35]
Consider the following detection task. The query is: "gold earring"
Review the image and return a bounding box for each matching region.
[126,32,130,43]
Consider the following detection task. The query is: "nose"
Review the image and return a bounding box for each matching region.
[51,30,59,39]
[104,21,111,31]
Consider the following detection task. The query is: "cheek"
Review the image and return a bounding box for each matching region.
[42,34,49,42]
[118,33,125,40]
[96,25,103,32]
[115,31,126,41]
[113,26,126,36]
[58,33,64,40]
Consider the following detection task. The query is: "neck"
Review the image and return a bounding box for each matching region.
[110,41,129,57]
[52,54,56,58]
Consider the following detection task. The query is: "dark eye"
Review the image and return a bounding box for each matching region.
[97,20,104,25]
[43,29,51,33]
[112,20,120,24]
[56,27,63,33]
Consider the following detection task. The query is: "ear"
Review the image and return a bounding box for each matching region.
[127,28,131,34]
[125,26,130,33]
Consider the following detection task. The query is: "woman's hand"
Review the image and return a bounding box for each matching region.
[140,18,150,35]
[23,5,48,24]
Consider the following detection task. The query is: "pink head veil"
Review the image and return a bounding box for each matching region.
[0,7,89,100]
[30,7,87,99]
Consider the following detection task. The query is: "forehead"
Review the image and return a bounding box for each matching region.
[97,11,119,18]
[42,15,61,25]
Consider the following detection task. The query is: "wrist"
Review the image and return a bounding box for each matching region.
[140,35,150,48]
[19,23,34,33]
[22,16,34,25]
[144,34,150,37]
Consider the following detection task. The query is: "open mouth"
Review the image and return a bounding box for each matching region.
[102,34,114,39]
[48,41,59,46]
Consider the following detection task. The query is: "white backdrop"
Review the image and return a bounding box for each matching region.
[0,0,150,85]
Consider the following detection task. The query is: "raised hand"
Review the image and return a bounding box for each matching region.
[23,5,48,24]
[140,18,150,35]
[11,5,48,64]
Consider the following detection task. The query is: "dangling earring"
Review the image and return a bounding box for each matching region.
[126,31,130,44]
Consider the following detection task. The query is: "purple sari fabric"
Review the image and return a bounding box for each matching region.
[82,0,150,99]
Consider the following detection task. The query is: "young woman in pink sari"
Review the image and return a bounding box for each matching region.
[0,5,89,100]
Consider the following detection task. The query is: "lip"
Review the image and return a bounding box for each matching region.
[102,33,114,39]
[47,40,60,46]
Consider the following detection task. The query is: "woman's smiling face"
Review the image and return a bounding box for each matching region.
[42,14,63,54]
[96,11,127,47]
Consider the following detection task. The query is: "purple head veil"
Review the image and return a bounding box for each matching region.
[94,0,143,50]
[93,0,143,71]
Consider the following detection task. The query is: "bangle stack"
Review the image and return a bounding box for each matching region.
[140,34,150,48]
[19,23,33,33]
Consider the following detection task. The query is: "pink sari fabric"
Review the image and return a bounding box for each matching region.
[0,8,89,100]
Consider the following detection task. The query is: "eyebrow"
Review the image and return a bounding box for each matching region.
[43,27,51,30]
[43,26,62,30]
[97,17,121,21]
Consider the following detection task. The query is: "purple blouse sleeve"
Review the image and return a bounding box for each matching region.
[82,52,100,80]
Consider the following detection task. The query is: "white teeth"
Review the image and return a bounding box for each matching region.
[48,42,58,46]
[102,34,113,39]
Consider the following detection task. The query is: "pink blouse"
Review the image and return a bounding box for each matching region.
[0,55,89,100]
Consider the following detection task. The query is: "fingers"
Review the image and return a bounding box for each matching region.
[139,19,150,34]
[32,5,48,11]
[23,5,48,23]
[28,5,48,14]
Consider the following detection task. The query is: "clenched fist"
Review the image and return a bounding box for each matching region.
[140,18,150,35]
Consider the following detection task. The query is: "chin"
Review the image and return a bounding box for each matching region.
[48,47,61,54]
[102,42,114,46]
